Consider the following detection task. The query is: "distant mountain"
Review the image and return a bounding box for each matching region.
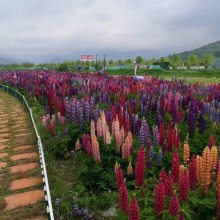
[0,56,17,65]
[0,54,23,65]
[49,49,174,63]
[178,40,220,59]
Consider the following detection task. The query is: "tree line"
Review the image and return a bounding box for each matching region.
[0,53,216,71]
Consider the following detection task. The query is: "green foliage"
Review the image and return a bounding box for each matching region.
[188,54,200,66]
[202,53,215,68]
[58,62,69,72]
[136,56,144,64]
[170,54,182,68]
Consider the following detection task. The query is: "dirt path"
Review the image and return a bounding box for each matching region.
[0,91,47,220]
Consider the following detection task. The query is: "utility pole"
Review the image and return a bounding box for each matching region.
[103,54,106,73]
[133,61,137,78]
[95,54,98,71]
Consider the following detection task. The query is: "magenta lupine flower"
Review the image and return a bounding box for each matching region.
[116,166,124,190]
[168,193,179,217]
[164,175,174,197]
[171,152,179,183]
[119,179,129,212]
[154,182,165,215]
[189,155,197,189]
[178,212,185,220]
[217,189,220,220]
[135,147,146,187]
[179,170,189,202]
[159,169,166,183]
[129,197,140,220]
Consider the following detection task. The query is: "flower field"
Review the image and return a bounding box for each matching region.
[0,70,220,220]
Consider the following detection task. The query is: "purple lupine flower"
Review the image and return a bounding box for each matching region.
[139,124,147,146]
[199,115,206,134]
[200,102,207,115]
[157,149,163,166]
[162,139,168,152]
[143,119,150,142]
[215,109,220,123]
[140,103,144,116]
[129,114,135,134]
[153,126,159,146]
[209,106,215,122]
[148,158,153,169]
[84,101,90,122]
[148,146,154,159]
[71,100,77,122]
[187,99,197,136]
[135,119,142,135]
[76,101,83,126]
[93,106,100,122]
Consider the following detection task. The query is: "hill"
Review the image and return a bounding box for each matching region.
[178,40,220,59]
[0,54,21,65]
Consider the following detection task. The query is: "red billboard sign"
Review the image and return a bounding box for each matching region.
[81,55,95,60]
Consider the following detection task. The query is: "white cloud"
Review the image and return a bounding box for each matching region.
[0,0,219,62]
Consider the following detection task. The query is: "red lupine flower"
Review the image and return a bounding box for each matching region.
[124,114,130,133]
[171,152,180,183]
[217,189,220,220]
[135,147,146,187]
[82,133,90,150]
[172,128,177,149]
[49,123,54,136]
[189,155,197,189]
[119,179,129,212]
[159,168,166,184]
[209,134,214,148]
[86,140,92,156]
[179,170,189,202]
[154,182,165,215]
[118,107,124,127]
[175,134,181,149]
[178,212,185,220]
[159,122,164,146]
[217,161,220,192]
[168,193,179,217]
[164,174,174,197]
[167,123,173,151]
[129,197,140,220]
[116,166,124,190]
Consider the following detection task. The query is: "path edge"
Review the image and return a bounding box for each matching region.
[0,84,54,220]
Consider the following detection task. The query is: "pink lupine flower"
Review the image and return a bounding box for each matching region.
[115,132,121,153]
[90,120,95,136]
[127,161,133,175]
[120,126,125,146]
[75,138,81,151]
[91,134,101,162]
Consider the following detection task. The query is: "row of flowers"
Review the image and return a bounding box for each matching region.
[1,71,220,136]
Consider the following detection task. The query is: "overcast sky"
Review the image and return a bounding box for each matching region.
[0,0,219,62]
